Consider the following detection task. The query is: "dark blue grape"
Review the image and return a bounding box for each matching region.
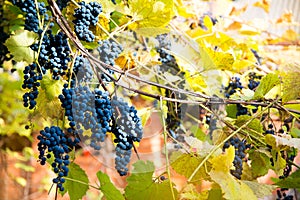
[37,126,79,191]
[73,1,102,42]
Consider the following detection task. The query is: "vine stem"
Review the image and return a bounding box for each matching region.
[187,101,274,182]
[159,97,176,200]
[64,177,99,190]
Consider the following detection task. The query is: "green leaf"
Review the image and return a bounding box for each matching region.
[274,170,300,190]
[125,160,178,200]
[270,134,300,150]
[290,128,300,138]
[207,188,223,200]
[128,0,174,30]
[4,30,37,63]
[64,163,89,200]
[242,181,276,198]
[226,104,238,118]
[253,73,280,100]
[180,184,208,200]
[248,150,271,177]
[235,115,263,135]
[97,171,124,200]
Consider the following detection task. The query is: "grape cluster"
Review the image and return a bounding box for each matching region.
[12,0,48,33]
[97,39,123,82]
[72,55,94,83]
[111,96,143,175]
[156,34,171,50]
[223,137,249,179]
[31,31,71,80]
[248,72,261,90]
[37,126,80,191]
[276,188,294,200]
[22,63,42,109]
[198,12,218,30]
[224,77,243,98]
[73,1,102,42]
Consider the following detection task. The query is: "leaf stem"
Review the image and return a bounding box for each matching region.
[160,97,176,200]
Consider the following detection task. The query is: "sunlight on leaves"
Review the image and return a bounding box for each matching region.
[97,171,124,200]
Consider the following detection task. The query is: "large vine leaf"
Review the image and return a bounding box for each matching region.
[170,152,211,183]
[209,146,257,200]
[235,115,263,135]
[64,163,89,200]
[4,30,37,63]
[281,64,300,103]
[128,0,174,32]
[125,160,178,200]
[248,150,272,177]
[242,181,276,198]
[253,73,280,100]
[97,171,124,200]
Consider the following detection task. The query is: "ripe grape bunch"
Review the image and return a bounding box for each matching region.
[97,39,123,82]
[37,126,80,191]
[111,96,143,176]
[73,1,102,42]
[223,137,250,179]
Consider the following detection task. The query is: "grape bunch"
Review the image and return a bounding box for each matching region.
[223,137,249,179]
[31,31,71,80]
[73,1,102,42]
[12,0,48,33]
[37,126,80,191]
[248,72,261,90]
[111,96,143,175]
[97,39,123,82]
[224,77,243,98]
[72,55,94,83]
[22,63,42,109]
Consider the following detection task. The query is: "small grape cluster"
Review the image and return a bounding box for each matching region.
[223,137,249,179]
[31,31,71,80]
[73,1,102,42]
[12,0,48,33]
[97,39,123,82]
[22,63,42,109]
[265,124,275,135]
[276,188,294,200]
[198,12,218,30]
[156,34,171,50]
[248,72,261,90]
[111,96,143,176]
[224,77,243,98]
[37,126,80,191]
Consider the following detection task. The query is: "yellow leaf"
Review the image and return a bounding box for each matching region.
[226,21,242,31]
[134,27,170,37]
[282,29,298,41]
[276,12,293,24]
[115,53,137,70]
[186,72,207,92]
[203,15,213,31]
[128,0,174,31]
[253,0,270,13]
[238,25,261,35]
[232,59,254,72]
[229,5,248,16]
[209,147,257,200]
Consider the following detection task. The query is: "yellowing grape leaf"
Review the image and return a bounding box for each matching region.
[174,0,194,18]
[180,184,209,200]
[185,72,207,92]
[242,181,276,198]
[204,47,235,71]
[170,152,211,182]
[281,65,300,102]
[269,134,300,150]
[91,13,111,41]
[5,30,37,63]
[253,0,270,13]
[229,5,248,16]
[276,12,293,24]
[248,150,272,177]
[253,73,280,100]
[134,27,170,37]
[209,147,257,200]
[128,0,174,32]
